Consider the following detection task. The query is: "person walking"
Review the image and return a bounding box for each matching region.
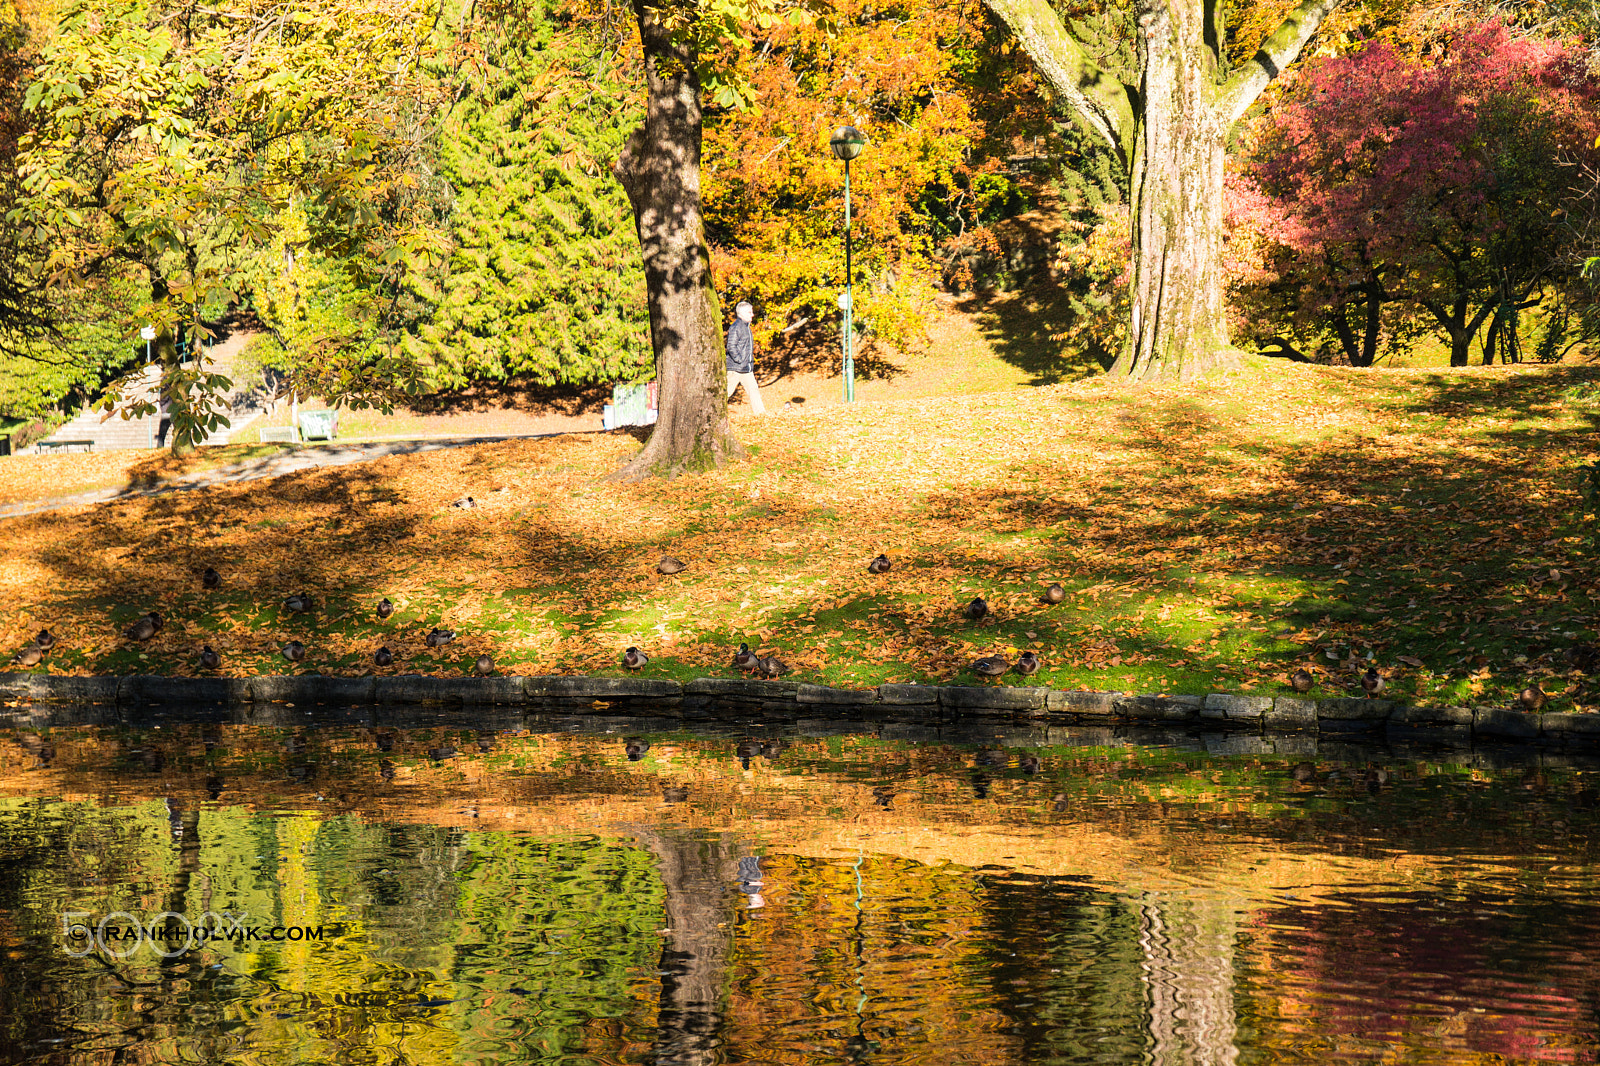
[725,300,766,415]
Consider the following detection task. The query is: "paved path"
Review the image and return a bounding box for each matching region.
[0,433,584,522]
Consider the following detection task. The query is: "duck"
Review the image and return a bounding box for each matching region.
[757,655,790,678]
[376,597,394,619]
[201,566,220,589]
[662,785,690,803]
[374,646,394,666]
[199,646,221,671]
[1042,583,1065,604]
[11,644,43,667]
[1517,685,1548,712]
[1292,761,1317,783]
[1019,754,1042,774]
[1291,668,1314,693]
[735,739,760,769]
[428,745,458,761]
[284,594,313,614]
[425,627,455,647]
[33,629,55,651]
[623,646,648,670]
[868,554,891,575]
[281,640,306,663]
[964,596,989,621]
[971,655,1009,680]
[474,654,495,676]
[732,642,758,673]
[873,786,896,807]
[1013,651,1041,677]
[125,612,161,642]
[1361,666,1385,698]
[450,496,476,509]
[657,556,686,575]
[624,738,651,761]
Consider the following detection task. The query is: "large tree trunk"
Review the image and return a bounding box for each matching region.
[1115,0,1231,381]
[985,0,1341,383]
[610,0,741,480]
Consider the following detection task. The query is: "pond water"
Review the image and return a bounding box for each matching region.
[1,703,1598,1065]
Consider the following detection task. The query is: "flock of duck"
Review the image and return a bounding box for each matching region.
[5,552,1053,683]
[8,552,1587,708]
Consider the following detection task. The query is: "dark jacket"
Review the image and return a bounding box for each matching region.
[725,319,754,374]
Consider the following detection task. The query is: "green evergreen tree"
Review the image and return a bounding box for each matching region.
[407,1,652,389]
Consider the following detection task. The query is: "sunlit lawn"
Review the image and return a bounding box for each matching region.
[2,355,1598,713]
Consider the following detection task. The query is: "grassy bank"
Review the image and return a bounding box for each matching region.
[2,357,1598,711]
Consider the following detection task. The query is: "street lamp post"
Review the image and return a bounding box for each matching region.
[830,126,867,403]
[140,325,157,448]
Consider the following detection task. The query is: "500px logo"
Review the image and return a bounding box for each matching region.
[61,911,333,958]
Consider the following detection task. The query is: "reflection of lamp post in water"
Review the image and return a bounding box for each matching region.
[829,126,868,403]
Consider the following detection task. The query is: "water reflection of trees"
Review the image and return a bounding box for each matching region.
[2,715,1600,1065]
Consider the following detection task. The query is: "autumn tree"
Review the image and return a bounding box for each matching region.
[12,0,447,454]
[0,0,52,359]
[981,0,1343,381]
[701,0,1048,352]
[1233,22,1600,367]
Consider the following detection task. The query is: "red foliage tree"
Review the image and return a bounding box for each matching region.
[1232,22,1600,367]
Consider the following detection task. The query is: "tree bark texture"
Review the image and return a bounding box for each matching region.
[611,0,741,479]
[1115,0,1230,382]
[984,0,1342,382]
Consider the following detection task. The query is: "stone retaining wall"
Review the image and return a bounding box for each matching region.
[2,673,1597,745]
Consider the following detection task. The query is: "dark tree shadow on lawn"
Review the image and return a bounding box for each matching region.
[955,280,1110,386]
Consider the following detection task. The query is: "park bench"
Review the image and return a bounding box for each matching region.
[297,410,338,441]
[35,439,94,454]
[258,426,300,444]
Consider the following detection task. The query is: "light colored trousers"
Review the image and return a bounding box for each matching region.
[726,371,766,414]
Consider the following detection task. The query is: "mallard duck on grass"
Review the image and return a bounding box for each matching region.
[282,641,306,663]
[964,597,989,621]
[1013,651,1041,677]
[425,628,455,648]
[1291,668,1314,693]
[623,647,648,670]
[11,645,43,667]
[376,597,394,619]
[374,647,394,666]
[732,643,758,673]
[34,629,55,651]
[757,655,789,678]
[284,594,313,615]
[971,656,1009,681]
[202,567,220,589]
[125,612,161,642]
[657,556,686,575]
[1041,583,1065,604]
[1361,666,1385,698]
[475,654,495,676]
[868,554,891,575]
[199,646,221,671]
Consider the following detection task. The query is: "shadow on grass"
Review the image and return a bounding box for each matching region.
[954,281,1110,386]
[10,365,1600,707]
